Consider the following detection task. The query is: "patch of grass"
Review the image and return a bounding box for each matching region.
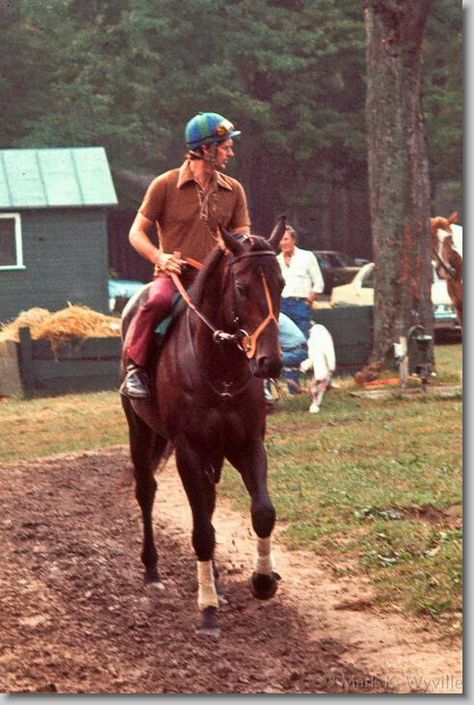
[221,343,462,633]
[0,343,462,632]
[0,391,129,461]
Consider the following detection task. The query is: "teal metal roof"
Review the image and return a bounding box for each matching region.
[0,147,118,209]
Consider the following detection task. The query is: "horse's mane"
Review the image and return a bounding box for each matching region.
[192,235,272,307]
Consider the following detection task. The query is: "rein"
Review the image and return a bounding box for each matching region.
[238,267,278,358]
[171,249,279,358]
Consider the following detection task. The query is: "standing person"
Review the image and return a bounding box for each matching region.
[120,112,251,399]
[276,225,324,339]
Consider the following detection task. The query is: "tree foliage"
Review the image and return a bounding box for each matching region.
[0,0,461,240]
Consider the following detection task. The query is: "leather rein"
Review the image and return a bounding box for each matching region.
[170,250,279,359]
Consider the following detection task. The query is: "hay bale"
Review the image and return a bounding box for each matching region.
[0,307,51,343]
[0,305,121,345]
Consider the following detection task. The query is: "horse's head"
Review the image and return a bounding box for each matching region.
[431,212,459,280]
[220,215,287,378]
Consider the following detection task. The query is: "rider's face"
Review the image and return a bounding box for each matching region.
[211,139,235,170]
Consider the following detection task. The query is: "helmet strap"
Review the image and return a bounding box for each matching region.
[201,142,218,168]
[188,148,204,160]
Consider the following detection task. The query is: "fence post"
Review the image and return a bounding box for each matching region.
[18,326,35,398]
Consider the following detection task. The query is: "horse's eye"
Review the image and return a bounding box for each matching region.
[236,282,249,298]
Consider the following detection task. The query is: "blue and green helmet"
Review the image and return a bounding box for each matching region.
[185,112,241,149]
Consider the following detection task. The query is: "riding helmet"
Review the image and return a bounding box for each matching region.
[185,112,241,149]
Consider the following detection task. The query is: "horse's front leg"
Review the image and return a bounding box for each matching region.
[174,442,222,636]
[226,441,281,600]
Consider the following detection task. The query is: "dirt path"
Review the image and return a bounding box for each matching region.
[0,447,462,695]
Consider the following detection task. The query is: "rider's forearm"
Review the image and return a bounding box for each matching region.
[129,228,162,266]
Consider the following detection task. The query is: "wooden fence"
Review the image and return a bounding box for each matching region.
[0,307,373,398]
[0,327,121,398]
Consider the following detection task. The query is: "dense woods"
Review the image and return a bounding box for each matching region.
[1,0,461,256]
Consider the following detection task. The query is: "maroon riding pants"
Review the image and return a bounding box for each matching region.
[126,275,177,367]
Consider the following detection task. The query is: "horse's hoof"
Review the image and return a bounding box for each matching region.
[144,573,165,592]
[196,607,220,638]
[251,571,281,600]
[144,579,165,592]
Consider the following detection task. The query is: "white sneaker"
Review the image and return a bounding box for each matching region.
[309,401,320,413]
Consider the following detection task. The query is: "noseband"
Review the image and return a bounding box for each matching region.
[228,251,279,358]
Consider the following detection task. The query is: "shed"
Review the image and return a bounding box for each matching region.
[0,147,118,323]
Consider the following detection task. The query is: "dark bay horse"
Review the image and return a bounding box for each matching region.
[120,216,286,635]
[431,212,463,327]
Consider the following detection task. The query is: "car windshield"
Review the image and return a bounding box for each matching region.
[361,267,374,288]
[333,252,354,267]
[315,251,354,268]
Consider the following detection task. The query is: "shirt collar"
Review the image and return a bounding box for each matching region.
[177,159,233,191]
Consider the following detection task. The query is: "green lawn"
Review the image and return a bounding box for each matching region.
[0,343,462,632]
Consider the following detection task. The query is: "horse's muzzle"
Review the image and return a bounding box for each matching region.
[252,356,283,379]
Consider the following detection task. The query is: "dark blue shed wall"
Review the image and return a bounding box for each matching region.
[0,208,110,322]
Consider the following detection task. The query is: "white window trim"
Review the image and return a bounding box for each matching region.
[0,212,25,270]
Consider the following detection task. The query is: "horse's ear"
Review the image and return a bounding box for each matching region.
[219,227,246,256]
[268,214,287,251]
[449,212,459,225]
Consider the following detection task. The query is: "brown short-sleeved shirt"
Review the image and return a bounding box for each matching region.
[139,159,251,264]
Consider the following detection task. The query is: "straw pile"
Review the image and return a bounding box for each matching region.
[0,305,121,345]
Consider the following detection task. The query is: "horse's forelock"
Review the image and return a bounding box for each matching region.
[431,216,451,234]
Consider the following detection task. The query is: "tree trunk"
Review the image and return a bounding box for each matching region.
[364,0,434,365]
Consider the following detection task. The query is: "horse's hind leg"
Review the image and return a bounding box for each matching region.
[122,398,168,588]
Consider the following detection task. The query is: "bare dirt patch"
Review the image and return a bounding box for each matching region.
[0,448,462,694]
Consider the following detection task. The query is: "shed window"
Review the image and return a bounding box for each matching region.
[0,214,24,269]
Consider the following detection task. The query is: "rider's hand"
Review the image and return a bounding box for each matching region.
[155,252,184,276]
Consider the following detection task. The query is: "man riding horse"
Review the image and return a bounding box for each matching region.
[120,111,251,399]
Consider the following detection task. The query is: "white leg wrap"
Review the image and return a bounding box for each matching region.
[255,536,274,575]
[197,560,219,611]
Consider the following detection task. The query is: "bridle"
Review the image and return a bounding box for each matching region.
[433,248,456,280]
[227,250,279,358]
[432,230,457,280]
[171,250,279,359]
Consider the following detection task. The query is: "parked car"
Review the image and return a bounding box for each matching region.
[313,250,368,295]
[330,262,460,331]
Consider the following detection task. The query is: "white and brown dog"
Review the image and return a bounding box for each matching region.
[300,323,336,413]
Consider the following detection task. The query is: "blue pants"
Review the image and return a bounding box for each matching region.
[283,344,307,393]
[280,298,313,339]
